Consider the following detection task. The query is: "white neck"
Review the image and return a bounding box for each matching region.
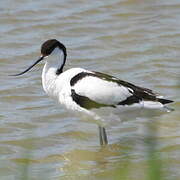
[42,47,65,94]
[45,47,65,71]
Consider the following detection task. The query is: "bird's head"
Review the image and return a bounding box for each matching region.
[11,39,67,76]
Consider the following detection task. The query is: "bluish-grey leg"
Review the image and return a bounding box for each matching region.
[98,125,108,146]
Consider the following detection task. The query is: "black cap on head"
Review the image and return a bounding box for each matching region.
[41,39,67,57]
[10,39,67,76]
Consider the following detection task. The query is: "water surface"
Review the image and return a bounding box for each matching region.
[0,0,180,179]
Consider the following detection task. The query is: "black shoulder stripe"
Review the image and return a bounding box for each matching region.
[93,71,119,82]
[118,95,140,106]
[71,89,116,109]
[70,72,91,86]
[70,71,120,87]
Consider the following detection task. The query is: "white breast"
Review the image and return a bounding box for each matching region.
[42,66,90,103]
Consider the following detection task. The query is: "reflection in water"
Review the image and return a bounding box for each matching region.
[0,0,179,179]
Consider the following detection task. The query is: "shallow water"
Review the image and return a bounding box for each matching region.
[0,0,180,179]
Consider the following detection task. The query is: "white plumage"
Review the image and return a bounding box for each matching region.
[12,39,174,145]
[73,76,132,105]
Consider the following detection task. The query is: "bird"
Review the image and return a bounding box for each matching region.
[11,39,174,146]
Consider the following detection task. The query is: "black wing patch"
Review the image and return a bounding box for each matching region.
[71,89,116,109]
[93,72,159,102]
[70,71,155,100]
[157,98,173,105]
[70,72,89,86]
[70,71,173,107]
[70,71,120,86]
[118,95,140,105]
[93,72,156,99]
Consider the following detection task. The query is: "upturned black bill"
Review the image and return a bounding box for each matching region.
[10,56,44,76]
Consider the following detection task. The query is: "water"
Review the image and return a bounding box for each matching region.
[0,0,180,179]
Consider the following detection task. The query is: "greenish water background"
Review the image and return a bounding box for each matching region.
[0,0,179,179]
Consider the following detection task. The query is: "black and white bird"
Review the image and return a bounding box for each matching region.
[12,39,174,145]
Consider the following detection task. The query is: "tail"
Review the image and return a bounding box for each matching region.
[142,98,174,112]
[158,98,174,112]
[157,98,174,105]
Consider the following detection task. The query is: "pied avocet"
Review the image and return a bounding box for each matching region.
[12,39,174,145]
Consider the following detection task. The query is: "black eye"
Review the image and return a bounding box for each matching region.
[41,39,59,56]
